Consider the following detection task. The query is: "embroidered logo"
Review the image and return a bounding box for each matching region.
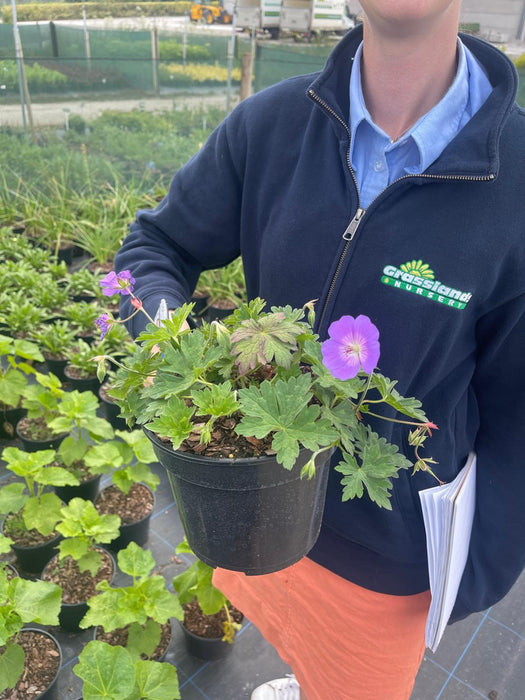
[381,260,472,310]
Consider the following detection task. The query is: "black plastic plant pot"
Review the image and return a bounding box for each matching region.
[15,421,67,453]
[43,355,69,382]
[8,530,62,575]
[54,473,101,504]
[64,366,101,395]
[42,550,116,633]
[17,628,62,700]
[144,428,332,575]
[107,492,155,552]
[190,293,210,317]
[0,405,26,440]
[179,622,235,661]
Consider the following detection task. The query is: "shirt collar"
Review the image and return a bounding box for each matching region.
[349,38,470,173]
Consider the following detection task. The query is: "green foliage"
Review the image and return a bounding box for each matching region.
[515,52,525,70]
[173,539,241,644]
[1,2,191,23]
[103,298,434,507]
[49,389,114,443]
[0,334,43,410]
[84,429,159,495]
[80,542,183,660]
[0,568,62,694]
[74,640,180,700]
[56,498,121,575]
[0,60,67,92]
[0,446,79,537]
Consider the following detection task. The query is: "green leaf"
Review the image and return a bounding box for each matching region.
[0,369,27,407]
[370,374,428,422]
[73,641,137,700]
[237,375,338,470]
[23,492,62,535]
[84,441,123,473]
[135,659,180,700]
[37,464,80,487]
[146,397,194,450]
[230,312,305,373]
[141,579,184,622]
[115,430,156,464]
[117,542,155,579]
[0,483,27,516]
[57,436,89,467]
[11,577,61,625]
[334,426,412,509]
[191,382,238,419]
[127,620,161,661]
[0,641,25,694]
[172,566,199,606]
[80,587,126,631]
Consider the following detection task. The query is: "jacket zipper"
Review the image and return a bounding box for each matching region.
[307,88,496,334]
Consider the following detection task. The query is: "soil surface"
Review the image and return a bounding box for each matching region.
[95,483,154,525]
[183,598,243,638]
[0,630,60,700]
[42,548,114,604]
[16,415,57,442]
[3,512,59,548]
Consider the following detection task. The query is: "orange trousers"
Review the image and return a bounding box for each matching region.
[214,557,430,700]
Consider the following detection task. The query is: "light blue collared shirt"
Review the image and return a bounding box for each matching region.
[349,39,493,208]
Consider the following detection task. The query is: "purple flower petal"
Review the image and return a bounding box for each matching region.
[321,314,380,379]
[95,314,112,340]
[100,270,135,296]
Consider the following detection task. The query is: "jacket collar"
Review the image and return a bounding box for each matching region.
[307,26,519,179]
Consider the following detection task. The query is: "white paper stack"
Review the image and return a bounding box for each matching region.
[419,452,477,652]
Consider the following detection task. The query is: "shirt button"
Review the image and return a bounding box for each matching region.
[374,159,385,172]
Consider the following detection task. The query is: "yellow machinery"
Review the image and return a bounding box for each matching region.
[190,0,233,24]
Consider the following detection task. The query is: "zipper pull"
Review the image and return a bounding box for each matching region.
[343,207,365,241]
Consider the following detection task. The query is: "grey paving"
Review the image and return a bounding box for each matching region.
[1,443,523,700]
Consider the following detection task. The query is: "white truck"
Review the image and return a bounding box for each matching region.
[223,0,282,36]
[280,0,352,35]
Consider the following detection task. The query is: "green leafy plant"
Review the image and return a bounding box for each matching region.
[84,429,160,495]
[96,273,438,509]
[80,541,183,659]
[67,339,107,378]
[0,446,79,540]
[63,301,104,335]
[32,319,77,358]
[173,539,241,643]
[0,335,43,421]
[0,566,62,695]
[74,640,180,700]
[55,497,121,576]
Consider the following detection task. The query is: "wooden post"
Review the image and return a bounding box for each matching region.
[240,52,253,101]
[151,26,159,95]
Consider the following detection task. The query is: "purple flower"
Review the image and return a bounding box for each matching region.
[321,315,380,380]
[95,314,112,340]
[100,270,135,296]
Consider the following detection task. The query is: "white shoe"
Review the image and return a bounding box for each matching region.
[251,675,301,700]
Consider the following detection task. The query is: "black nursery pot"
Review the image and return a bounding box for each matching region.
[7,530,62,575]
[18,628,62,700]
[102,486,155,552]
[54,472,101,504]
[64,365,101,394]
[204,303,237,323]
[15,421,67,453]
[0,405,26,440]
[43,355,69,382]
[98,384,128,431]
[145,428,332,576]
[179,622,235,661]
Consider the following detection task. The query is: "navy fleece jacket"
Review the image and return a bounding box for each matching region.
[115,27,525,622]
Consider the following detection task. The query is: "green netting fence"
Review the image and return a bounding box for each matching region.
[0,23,523,105]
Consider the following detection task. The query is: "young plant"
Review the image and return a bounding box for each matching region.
[80,541,183,659]
[0,567,62,695]
[173,539,241,643]
[68,339,106,378]
[0,446,79,540]
[0,334,44,414]
[84,429,159,495]
[74,640,180,700]
[48,389,114,481]
[55,497,121,575]
[63,301,104,335]
[67,268,106,301]
[32,319,77,359]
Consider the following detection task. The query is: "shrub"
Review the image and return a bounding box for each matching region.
[1,2,191,23]
[159,61,241,86]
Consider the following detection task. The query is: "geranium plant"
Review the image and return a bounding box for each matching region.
[0,566,62,695]
[94,272,439,509]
